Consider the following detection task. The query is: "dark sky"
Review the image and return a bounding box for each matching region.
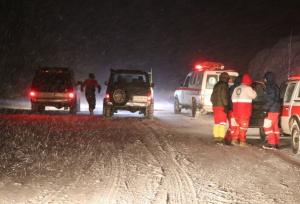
[0,0,300,95]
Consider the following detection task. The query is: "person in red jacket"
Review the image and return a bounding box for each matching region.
[81,73,101,115]
[231,74,257,146]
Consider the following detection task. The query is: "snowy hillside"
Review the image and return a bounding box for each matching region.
[249,35,300,84]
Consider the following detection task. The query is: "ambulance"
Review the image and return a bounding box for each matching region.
[280,75,300,154]
[174,61,239,116]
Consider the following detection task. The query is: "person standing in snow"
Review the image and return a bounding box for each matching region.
[262,71,281,150]
[231,74,257,147]
[225,75,242,144]
[210,72,230,143]
[81,73,101,115]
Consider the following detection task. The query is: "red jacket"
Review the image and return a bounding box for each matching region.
[231,74,257,119]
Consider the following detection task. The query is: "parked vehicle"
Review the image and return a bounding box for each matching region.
[280,75,300,154]
[174,61,238,116]
[103,69,154,119]
[29,67,80,114]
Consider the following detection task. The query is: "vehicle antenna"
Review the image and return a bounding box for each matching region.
[288,28,293,77]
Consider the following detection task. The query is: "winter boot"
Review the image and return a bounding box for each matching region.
[239,141,249,147]
[231,139,239,146]
[213,125,219,140]
[218,125,226,139]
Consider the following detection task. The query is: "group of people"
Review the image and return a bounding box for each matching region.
[210,71,281,150]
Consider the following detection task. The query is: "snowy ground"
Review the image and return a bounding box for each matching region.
[0,99,300,203]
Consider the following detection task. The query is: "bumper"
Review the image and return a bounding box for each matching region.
[31,98,75,107]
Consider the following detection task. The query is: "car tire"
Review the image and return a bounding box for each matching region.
[69,104,77,114]
[291,121,300,154]
[174,98,181,114]
[192,98,197,117]
[103,105,113,118]
[31,102,38,113]
[145,103,154,119]
[33,103,44,113]
[112,88,128,106]
[259,127,266,142]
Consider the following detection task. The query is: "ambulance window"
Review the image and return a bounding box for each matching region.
[284,83,296,103]
[206,74,218,89]
[183,75,191,87]
[196,73,203,86]
[190,72,197,86]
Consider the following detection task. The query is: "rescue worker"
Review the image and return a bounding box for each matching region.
[262,71,281,150]
[231,74,257,146]
[81,73,101,115]
[225,75,242,144]
[210,72,230,143]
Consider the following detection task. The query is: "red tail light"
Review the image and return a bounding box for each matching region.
[68,92,75,99]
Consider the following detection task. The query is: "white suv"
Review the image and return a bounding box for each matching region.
[174,61,238,116]
[280,75,300,154]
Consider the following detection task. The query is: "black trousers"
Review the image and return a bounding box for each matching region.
[85,90,96,111]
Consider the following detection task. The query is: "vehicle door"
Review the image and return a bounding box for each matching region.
[281,81,299,134]
[201,71,218,108]
[181,72,192,105]
[184,72,200,106]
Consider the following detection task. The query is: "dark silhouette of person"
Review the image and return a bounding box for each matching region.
[81,73,101,115]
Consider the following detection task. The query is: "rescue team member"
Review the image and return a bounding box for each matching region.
[225,75,242,144]
[81,73,101,115]
[262,71,281,150]
[210,72,230,143]
[231,74,257,147]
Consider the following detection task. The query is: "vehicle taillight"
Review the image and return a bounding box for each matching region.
[29,91,36,97]
[68,92,75,99]
[105,94,110,101]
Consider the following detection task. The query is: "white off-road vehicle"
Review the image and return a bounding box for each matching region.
[174,61,238,117]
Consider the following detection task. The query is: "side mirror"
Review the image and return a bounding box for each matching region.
[105,81,108,86]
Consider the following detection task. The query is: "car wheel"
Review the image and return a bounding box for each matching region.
[31,102,38,113]
[37,104,45,113]
[69,104,77,114]
[192,98,197,117]
[291,121,300,154]
[259,127,266,142]
[103,105,113,118]
[112,89,128,105]
[145,103,154,119]
[174,98,181,114]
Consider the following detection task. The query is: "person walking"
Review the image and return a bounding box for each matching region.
[231,74,257,147]
[210,72,230,143]
[81,73,101,115]
[262,71,281,150]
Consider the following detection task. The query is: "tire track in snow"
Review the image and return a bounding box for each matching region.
[134,121,197,204]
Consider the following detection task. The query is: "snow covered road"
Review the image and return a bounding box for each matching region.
[0,109,300,203]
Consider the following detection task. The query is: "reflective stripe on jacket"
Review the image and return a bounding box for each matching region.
[232,84,257,118]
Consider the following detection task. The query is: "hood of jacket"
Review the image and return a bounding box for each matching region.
[264,71,275,86]
[241,74,252,86]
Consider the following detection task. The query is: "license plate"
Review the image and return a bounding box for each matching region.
[133,96,148,102]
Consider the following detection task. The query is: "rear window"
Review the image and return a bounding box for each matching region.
[32,72,72,91]
[111,73,149,85]
[206,74,218,89]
